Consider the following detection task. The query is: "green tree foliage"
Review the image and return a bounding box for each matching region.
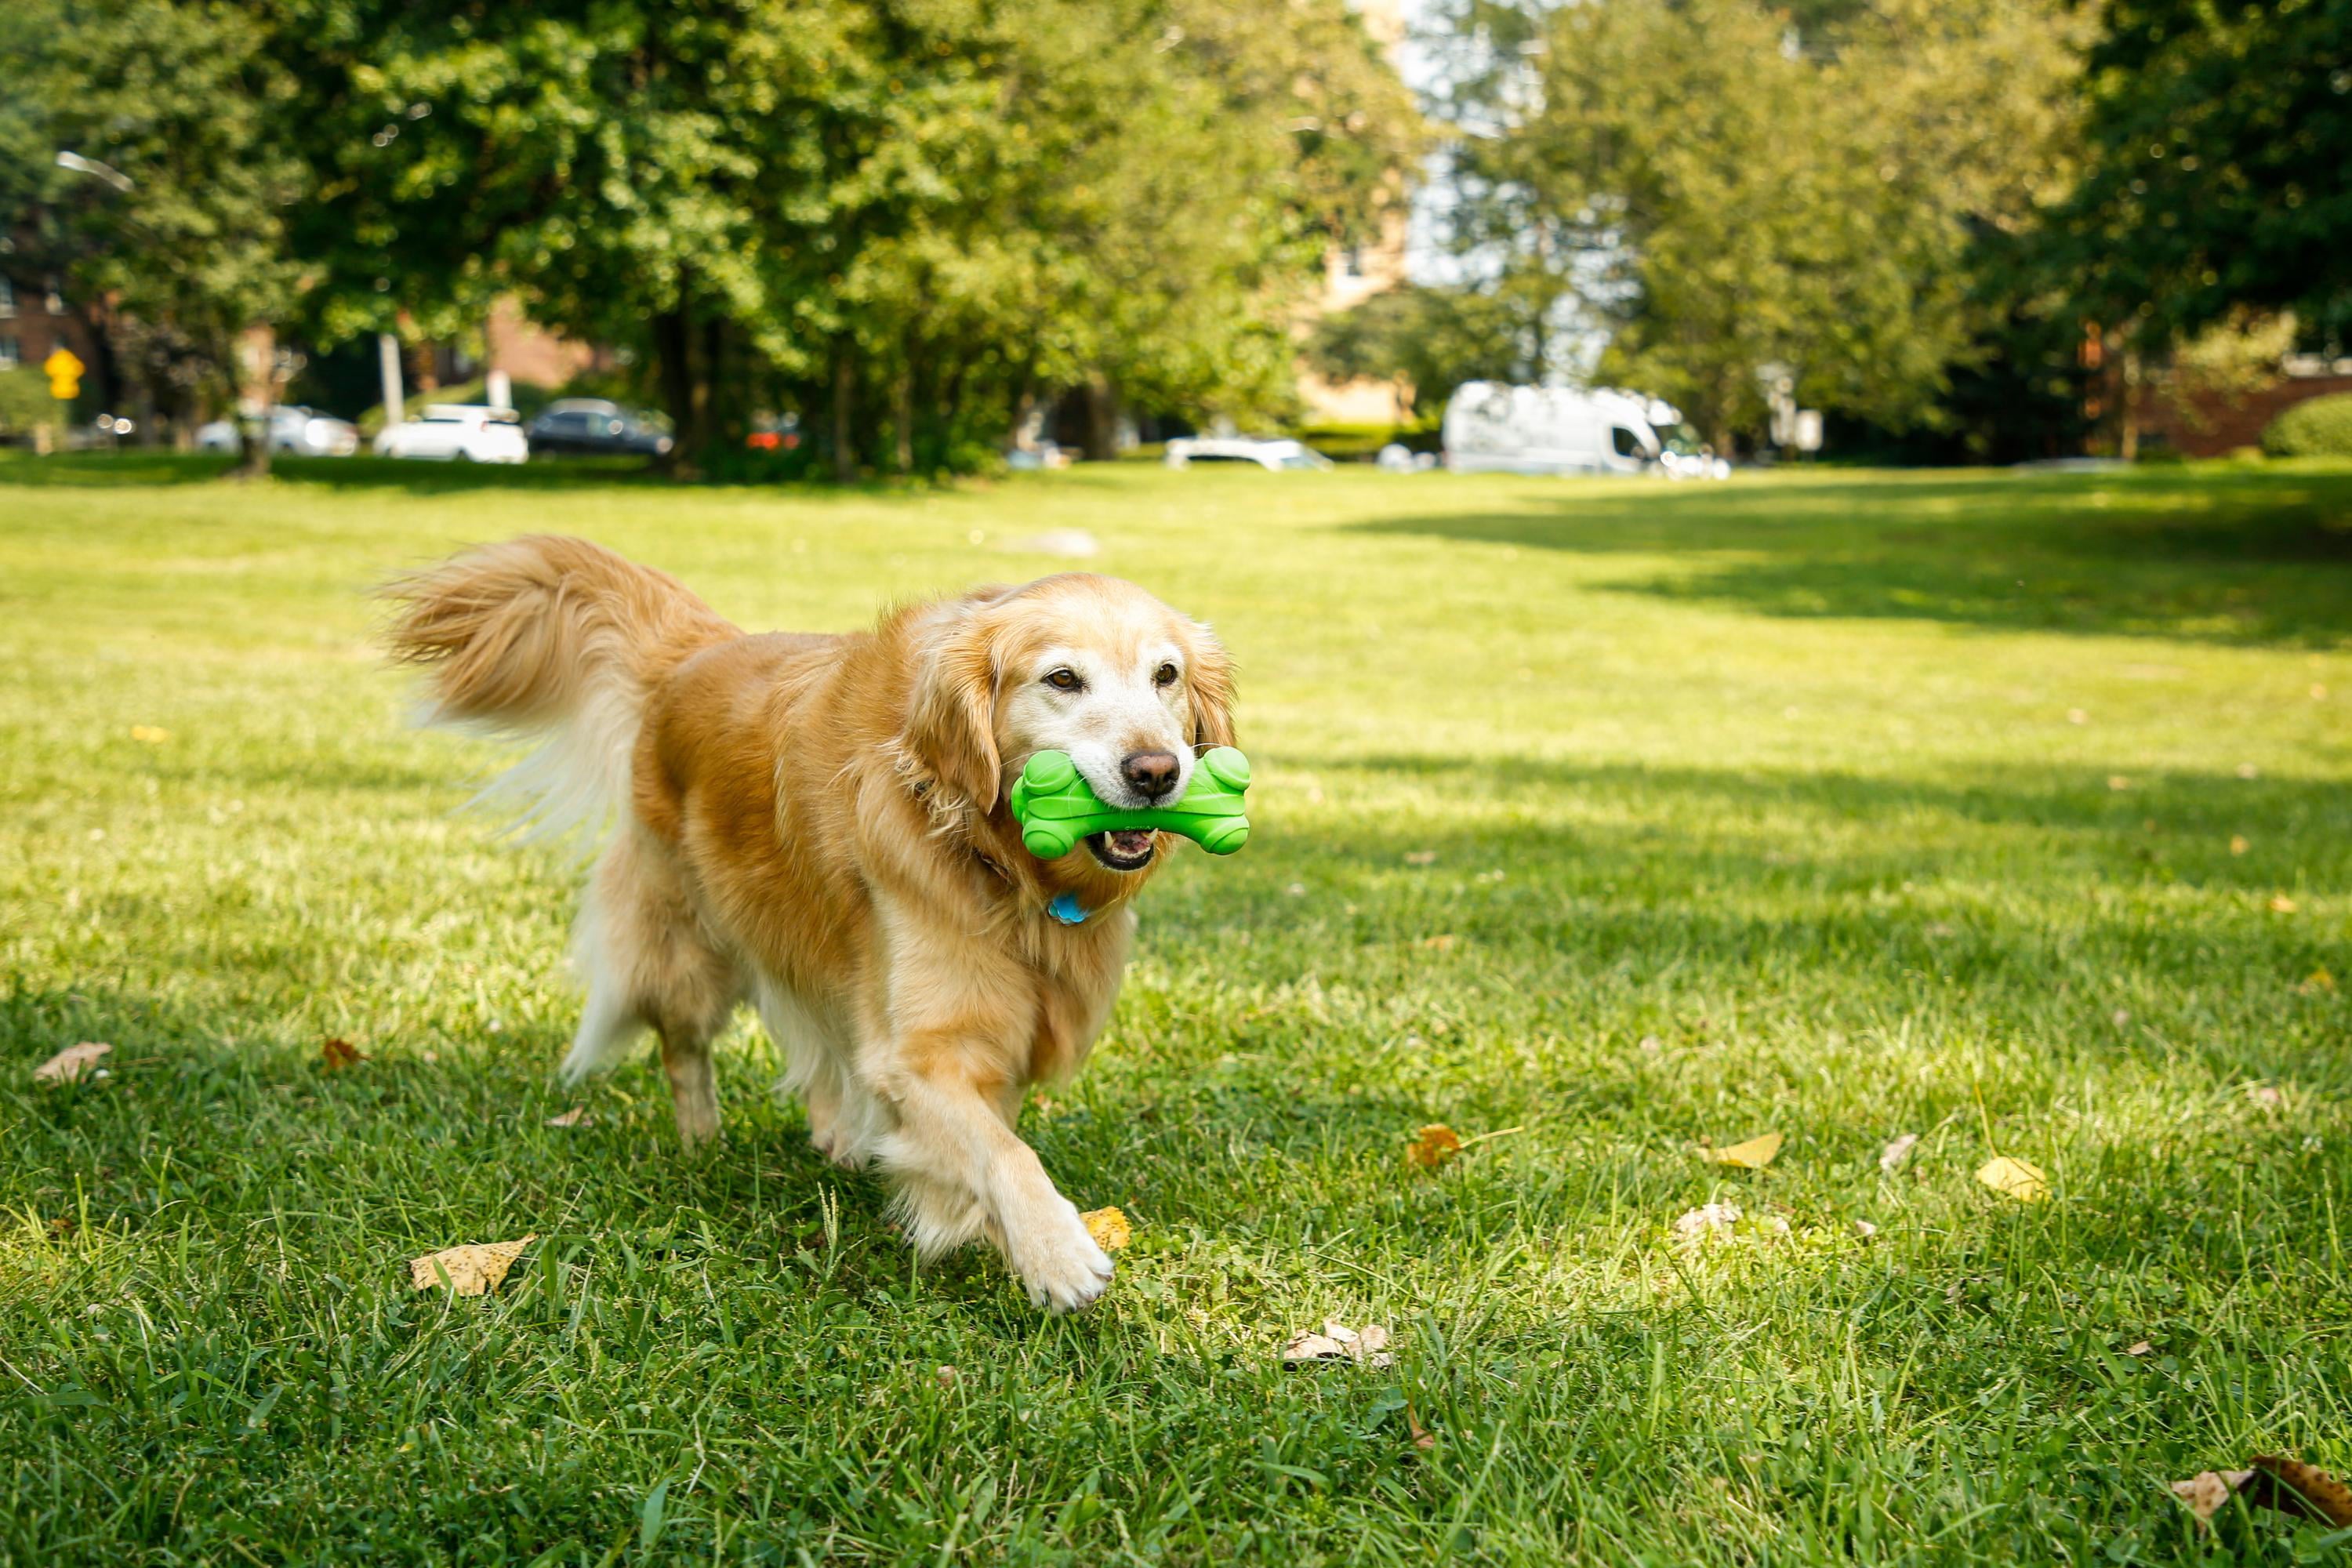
[1427,0,2086,449]
[2062,0,2352,349]
[270,0,1416,474]
[2,0,310,473]
[1304,284,1532,418]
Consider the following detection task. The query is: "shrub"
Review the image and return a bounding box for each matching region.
[2260,391,2352,458]
[0,366,60,437]
[1298,422,1442,462]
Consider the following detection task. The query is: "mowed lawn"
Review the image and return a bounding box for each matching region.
[4,452,2351,1566]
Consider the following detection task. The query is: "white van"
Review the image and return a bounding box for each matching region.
[1441,383,1728,478]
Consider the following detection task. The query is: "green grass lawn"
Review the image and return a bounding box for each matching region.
[4,452,2350,1565]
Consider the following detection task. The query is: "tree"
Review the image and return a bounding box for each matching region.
[1425,0,2087,450]
[273,0,1416,475]
[1305,284,1533,418]
[4,0,309,473]
[2060,0,2352,350]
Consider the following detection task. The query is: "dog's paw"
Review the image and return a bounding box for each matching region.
[1008,1197,1116,1313]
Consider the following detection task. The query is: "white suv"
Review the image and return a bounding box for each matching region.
[374,405,530,463]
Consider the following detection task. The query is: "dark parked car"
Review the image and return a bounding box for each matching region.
[525,399,675,458]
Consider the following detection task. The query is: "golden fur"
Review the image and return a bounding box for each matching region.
[383,535,1234,1310]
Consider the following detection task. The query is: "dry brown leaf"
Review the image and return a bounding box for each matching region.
[1080,1206,1132,1251]
[1406,1405,1436,1451]
[2230,835,2250,855]
[2237,761,2259,779]
[1976,1156,2049,1203]
[935,1365,959,1388]
[2248,1454,2352,1526]
[1406,1124,1463,1171]
[2108,775,2132,792]
[1417,934,1457,952]
[546,1106,588,1128]
[1879,1132,1919,1174]
[1403,850,1437,866]
[1282,1319,1394,1369]
[129,724,171,744]
[34,1042,111,1084]
[408,1235,535,1296]
[321,1036,364,1072]
[2171,1456,2352,1530]
[1707,1131,1783,1170]
[2125,1340,2153,1356]
[2172,1470,2251,1526]
[2270,895,2299,913]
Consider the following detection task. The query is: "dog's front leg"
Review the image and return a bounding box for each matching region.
[880,1064,1113,1311]
[862,910,1112,1312]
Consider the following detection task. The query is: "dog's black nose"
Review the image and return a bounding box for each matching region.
[1121,750,1181,800]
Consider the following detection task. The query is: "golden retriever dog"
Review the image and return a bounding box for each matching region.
[383,536,1233,1310]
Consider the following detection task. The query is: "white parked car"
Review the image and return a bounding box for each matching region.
[374,405,530,463]
[1163,436,1334,472]
[194,406,361,457]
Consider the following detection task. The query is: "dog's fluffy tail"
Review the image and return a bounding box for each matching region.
[381,535,737,843]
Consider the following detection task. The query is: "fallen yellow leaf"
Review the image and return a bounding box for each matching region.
[1976,1156,2049,1202]
[2107,775,2131,792]
[2270,895,2299,913]
[1406,1123,1463,1171]
[1417,934,1457,951]
[129,724,171,744]
[34,1041,111,1084]
[1708,1131,1783,1170]
[1403,850,1437,866]
[546,1106,588,1128]
[2302,968,2336,994]
[2230,835,2249,855]
[1080,1206,1131,1251]
[408,1236,535,1296]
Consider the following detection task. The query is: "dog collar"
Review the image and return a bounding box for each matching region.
[1046,892,1087,926]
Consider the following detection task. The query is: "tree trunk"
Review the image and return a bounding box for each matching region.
[830,339,858,483]
[891,342,914,477]
[2118,343,2143,462]
[651,307,703,477]
[233,326,274,481]
[1080,375,1120,463]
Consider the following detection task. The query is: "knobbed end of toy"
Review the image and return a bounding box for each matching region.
[1022,825,1076,860]
[1019,750,1080,793]
[1193,818,1250,855]
[1199,746,1250,792]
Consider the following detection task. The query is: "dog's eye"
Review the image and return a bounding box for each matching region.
[1044,669,1083,692]
[1153,662,1178,688]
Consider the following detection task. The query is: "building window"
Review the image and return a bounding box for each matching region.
[0,278,14,320]
[1341,246,1364,279]
[0,335,20,367]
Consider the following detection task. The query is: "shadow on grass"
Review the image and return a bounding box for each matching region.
[1352,464,2352,646]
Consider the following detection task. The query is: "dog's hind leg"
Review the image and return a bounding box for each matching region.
[563,824,742,1145]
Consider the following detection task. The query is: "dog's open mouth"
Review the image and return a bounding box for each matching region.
[1084,829,1156,871]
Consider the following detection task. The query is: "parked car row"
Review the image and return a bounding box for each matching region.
[189,397,675,463]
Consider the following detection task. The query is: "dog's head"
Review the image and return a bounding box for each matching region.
[901,574,1234,874]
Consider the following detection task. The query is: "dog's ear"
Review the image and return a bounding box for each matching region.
[1182,621,1237,751]
[901,599,1005,811]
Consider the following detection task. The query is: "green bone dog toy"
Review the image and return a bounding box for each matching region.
[1011,747,1252,860]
